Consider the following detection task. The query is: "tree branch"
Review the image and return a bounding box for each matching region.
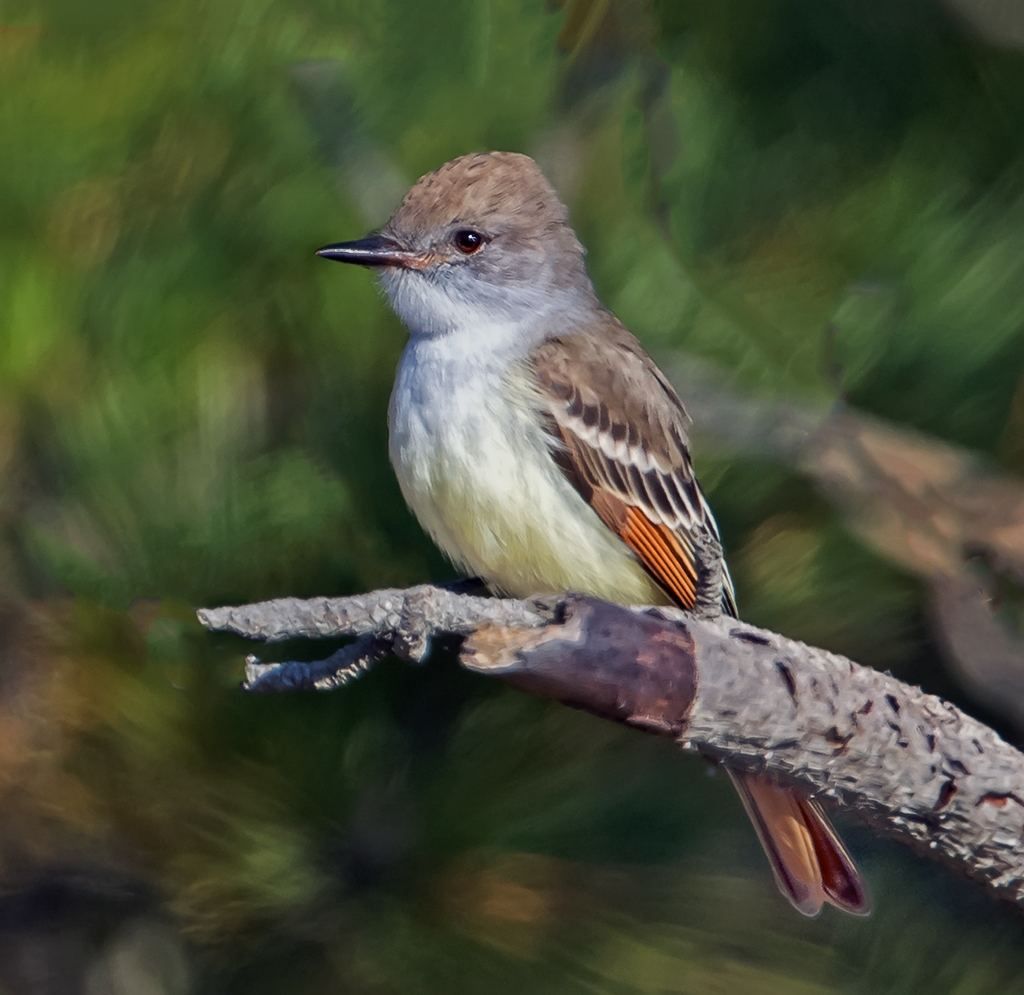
[197,585,1024,910]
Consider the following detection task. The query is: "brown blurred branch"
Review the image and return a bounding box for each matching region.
[199,585,1024,911]
[665,353,1024,729]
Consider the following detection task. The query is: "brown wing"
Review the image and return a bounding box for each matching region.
[529,322,736,616]
[528,322,869,918]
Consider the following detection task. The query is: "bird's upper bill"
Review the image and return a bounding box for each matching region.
[315,234,428,270]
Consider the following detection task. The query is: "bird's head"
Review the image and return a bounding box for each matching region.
[317,152,595,340]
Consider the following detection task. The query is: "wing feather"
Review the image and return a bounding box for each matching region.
[530,326,735,615]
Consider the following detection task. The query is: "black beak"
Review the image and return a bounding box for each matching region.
[316,233,417,268]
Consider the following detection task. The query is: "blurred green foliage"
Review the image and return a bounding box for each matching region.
[1,0,1024,991]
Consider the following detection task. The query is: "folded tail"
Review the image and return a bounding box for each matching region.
[728,770,871,917]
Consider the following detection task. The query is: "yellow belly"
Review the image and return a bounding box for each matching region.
[413,462,666,605]
[389,357,666,605]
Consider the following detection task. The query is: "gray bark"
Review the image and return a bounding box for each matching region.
[197,585,1024,910]
[664,352,1024,732]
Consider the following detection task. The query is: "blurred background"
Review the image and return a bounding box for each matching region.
[2,0,1024,991]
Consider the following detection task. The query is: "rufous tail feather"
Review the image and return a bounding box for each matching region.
[728,770,871,917]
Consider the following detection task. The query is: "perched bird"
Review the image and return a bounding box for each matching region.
[317,151,869,916]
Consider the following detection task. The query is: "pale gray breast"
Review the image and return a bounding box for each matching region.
[388,333,518,483]
[387,332,549,556]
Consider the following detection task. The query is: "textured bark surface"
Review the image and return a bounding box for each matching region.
[198,585,1024,909]
[677,609,1024,906]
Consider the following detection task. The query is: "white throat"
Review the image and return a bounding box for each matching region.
[379,263,589,346]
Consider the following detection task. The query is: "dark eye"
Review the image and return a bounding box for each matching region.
[454,229,485,254]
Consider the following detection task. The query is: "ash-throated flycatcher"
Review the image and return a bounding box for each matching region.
[317,151,869,916]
